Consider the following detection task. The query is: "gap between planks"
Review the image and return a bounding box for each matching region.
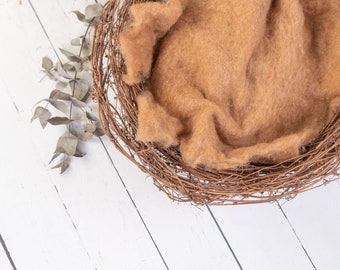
[0,233,18,270]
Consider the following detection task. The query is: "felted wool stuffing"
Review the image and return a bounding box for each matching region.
[119,0,340,169]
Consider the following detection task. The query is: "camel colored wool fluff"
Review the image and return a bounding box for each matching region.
[119,0,340,169]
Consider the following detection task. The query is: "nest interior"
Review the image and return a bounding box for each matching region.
[91,0,340,205]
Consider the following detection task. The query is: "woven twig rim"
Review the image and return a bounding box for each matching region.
[91,0,340,205]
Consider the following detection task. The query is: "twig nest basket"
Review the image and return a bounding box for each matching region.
[91,0,340,205]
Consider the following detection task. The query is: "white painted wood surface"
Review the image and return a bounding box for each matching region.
[0,0,339,269]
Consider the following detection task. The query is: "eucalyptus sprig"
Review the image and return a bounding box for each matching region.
[32,3,105,173]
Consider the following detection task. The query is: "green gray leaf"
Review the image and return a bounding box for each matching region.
[49,152,62,164]
[48,117,72,125]
[74,62,83,72]
[42,56,53,71]
[94,126,105,137]
[85,4,103,20]
[70,36,83,46]
[45,99,69,114]
[31,106,52,128]
[71,80,89,101]
[55,134,78,156]
[86,112,98,121]
[49,90,72,100]
[79,71,93,86]
[70,97,91,109]
[81,61,91,72]
[44,71,57,80]
[51,155,71,174]
[93,119,105,137]
[62,63,76,72]
[68,119,96,141]
[71,10,87,23]
[57,63,73,80]
[74,149,86,158]
[59,48,83,62]
[56,81,68,90]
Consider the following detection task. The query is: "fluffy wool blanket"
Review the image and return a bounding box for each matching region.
[119,0,340,169]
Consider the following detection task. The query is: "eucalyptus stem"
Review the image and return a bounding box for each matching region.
[69,18,95,120]
[32,3,105,173]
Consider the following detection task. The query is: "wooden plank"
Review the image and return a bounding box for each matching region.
[101,144,242,270]
[40,143,169,270]
[209,203,315,270]
[0,2,168,270]
[280,181,340,270]
[0,82,95,270]
[27,1,242,268]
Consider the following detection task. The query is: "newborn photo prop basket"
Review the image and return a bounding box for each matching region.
[91,0,340,205]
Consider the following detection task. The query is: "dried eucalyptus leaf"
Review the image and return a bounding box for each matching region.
[83,37,90,45]
[86,112,98,121]
[50,90,72,100]
[51,156,70,174]
[55,134,78,156]
[78,71,93,87]
[71,10,87,23]
[68,120,95,141]
[70,97,91,109]
[70,36,83,46]
[71,80,89,101]
[42,56,53,71]
[31,106,48,121]
[94,126,105,137]
[74,149,86,158]
[62,63,76,72]
[93,118,105,137]
[82,50,90,60]
[81,91,91,103]
[44,71,57,80]
[68,120,82,137]
[49,152,61,164]
[31,106,52,128]
[80,132,93,141]
[56,81,68,90]
[60,159,70,174]
[85,4,104,20]
[80,39,91,59]
[74,62,83,72]
[45,99,68,114]
[82,38,90,50]
[82,61,91,72]
[85,123,96,133]
[57,63,73,80]
[48,117,72,125]
[59,48,82,62]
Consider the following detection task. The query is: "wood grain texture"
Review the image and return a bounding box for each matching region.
[210,203,315,270]
[280,181,340,270]
[103,144,241,270]
[0,0,339,270]
[0,1,166,269]
[0,81,95,270]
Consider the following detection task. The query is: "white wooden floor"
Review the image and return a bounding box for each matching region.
[0,1,339,269]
